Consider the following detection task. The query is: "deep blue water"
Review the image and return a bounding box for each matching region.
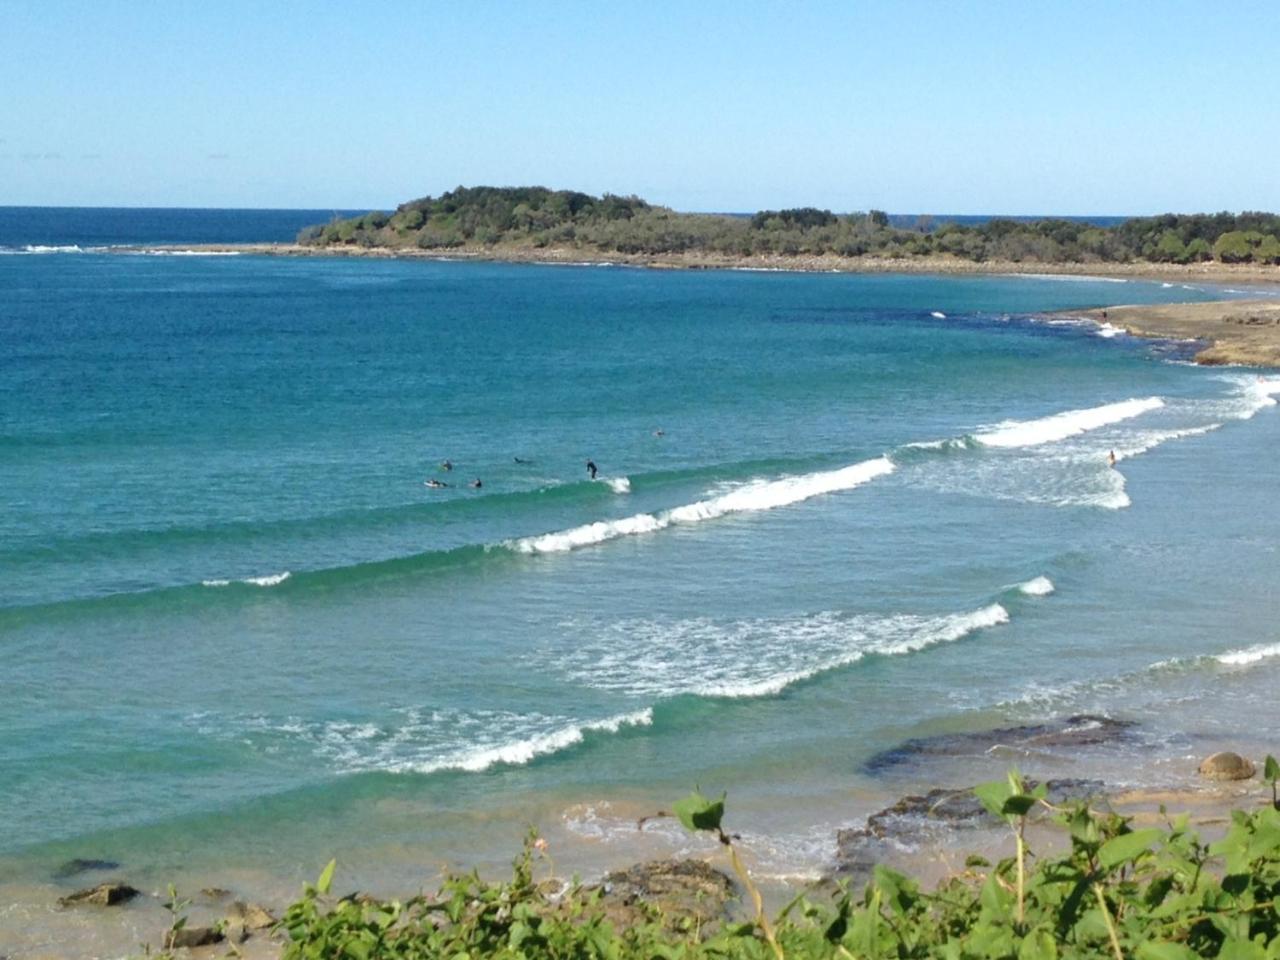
[1,209,1279,905]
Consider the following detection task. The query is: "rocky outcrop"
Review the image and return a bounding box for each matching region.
[226,899,276,930]
[592,859,735,931]
[833,779,1105,877]
[57,882,139,907]
[864,715,1136,773]
[1198,752,1256,781]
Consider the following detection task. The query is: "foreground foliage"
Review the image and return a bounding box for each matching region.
[298,186,1280,266]
[279,764,1280,960]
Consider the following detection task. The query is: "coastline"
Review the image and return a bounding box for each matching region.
[120,241,1280,286]
[1057,299,1280,367]
[12,729,1277,959]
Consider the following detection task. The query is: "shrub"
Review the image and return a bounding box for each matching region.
[278,761,1280,960]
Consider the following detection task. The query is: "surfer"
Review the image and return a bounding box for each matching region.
[470,478,483,489]
[425,478,448,488]
[514,456,531,464]
[586,459,598,480]
[653,428,664,437]
[441,459,453,472]
[1108,450,1117,468]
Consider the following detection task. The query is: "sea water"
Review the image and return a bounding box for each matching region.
[2,213,1280,912]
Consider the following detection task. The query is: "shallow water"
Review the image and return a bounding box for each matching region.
[2,224,1280,941]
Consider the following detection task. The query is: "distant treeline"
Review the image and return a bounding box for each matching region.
[298,186,1280,265]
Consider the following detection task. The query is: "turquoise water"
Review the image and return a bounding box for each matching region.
[3,238,1280,895]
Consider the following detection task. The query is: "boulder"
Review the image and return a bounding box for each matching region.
[164,925,224,949]
[226,900,276,930]
[593,859,734,931]
[58,882,139,907]
[1198,751,1256,781]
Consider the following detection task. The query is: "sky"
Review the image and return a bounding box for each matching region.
[2,1,1278,214]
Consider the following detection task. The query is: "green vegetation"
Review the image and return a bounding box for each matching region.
[272,763,1280,960]
[298,187,1280,266]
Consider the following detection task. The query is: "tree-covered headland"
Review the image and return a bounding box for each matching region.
[298,186,1280,265]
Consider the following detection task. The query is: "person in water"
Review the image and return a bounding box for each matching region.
[514,457,531,464]
[1108,450,1117,468]
[586,459,598,479]
[425,478,448,488]
[441,459,453,472]
[470,478,483,488]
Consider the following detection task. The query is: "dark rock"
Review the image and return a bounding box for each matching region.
[832,779,1105,877]
[200,887,232,901]
[53,858,121,879]
[864,715,1137,774]
[164,925,224,949]
[592,859,734,931]
[1198,751,1256,781]
[58,882,140,907]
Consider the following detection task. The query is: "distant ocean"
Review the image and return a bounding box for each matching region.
[2,208,1279,911]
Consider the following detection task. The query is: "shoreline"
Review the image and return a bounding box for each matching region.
[1055,299,1280,367]
[119,241,1280,285]
[11,733,1276,959]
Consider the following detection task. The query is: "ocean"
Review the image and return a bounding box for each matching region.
[2,209,1279,935]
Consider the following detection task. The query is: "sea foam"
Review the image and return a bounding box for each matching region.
[509,456,894,554]
[974,397,1164,448]
[555,602,1009,701]
[1017,576,1055,596]
[202,571,292,588]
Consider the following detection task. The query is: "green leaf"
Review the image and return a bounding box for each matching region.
[1265,754,1280,783]
[974,779,1014,819]
[1099,828,1162,869]
[672,790,725,833]
[1002,794,1038,817]
[317,858,336,895]
[1136,942,1198,960]
[1218,940,1267,960]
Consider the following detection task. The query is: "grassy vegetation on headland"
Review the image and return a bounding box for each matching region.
[297,186,1280,269]
[264,767,1280,960]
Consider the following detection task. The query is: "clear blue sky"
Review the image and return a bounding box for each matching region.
[2,1,1277,214]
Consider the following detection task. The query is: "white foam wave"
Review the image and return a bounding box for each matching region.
[1214,643,1280,667]
[604,476,631,494]
[1095,322,1124,338]
[974,397,1164,448]
[202,571,291,588]
[554,603,1008,701]
[1017,576,1055,596]
[510,457,894,554]
[1013,273,1128,283]
[203,707,653,775]
[145,249,243,257]
[23,244,84,254]
[931,311,947,319]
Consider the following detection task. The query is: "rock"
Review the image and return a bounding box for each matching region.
[200,887,232,901]
[58,882,140,907]
[53,858,121,879]
[592,859,734,931]
[223,921,250,944]
[1198,751,1256,781]
[833,779,1105,878]
[164,925,224,949]
[864,715,1137,773]
[226,900,276,929]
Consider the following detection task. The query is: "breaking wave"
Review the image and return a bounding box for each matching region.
[973,397,1165,448]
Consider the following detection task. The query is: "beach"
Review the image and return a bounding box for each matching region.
[3,233,1280,958]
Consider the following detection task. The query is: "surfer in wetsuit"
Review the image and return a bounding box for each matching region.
[470,478,483,488]
[441,459,453,472]
[425,478,448,488]
[514,457,531,464]
[1108,450,1117,468]
[586,459,598,480]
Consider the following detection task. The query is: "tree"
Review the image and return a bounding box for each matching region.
[1214,231,1253,263]
[1182,237,1212,262]
[1153,230,1186,263]
[868,209,889,228]
[1256,234,1280,265]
